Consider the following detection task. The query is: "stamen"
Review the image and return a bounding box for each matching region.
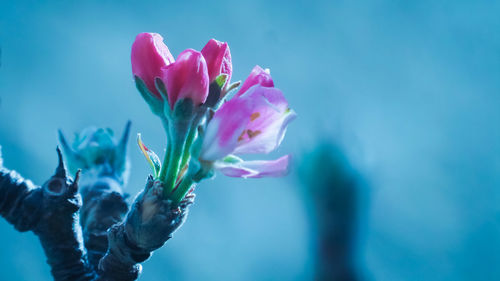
[250,112,260,121]
[237,130,247,142]
[247,130,261,139]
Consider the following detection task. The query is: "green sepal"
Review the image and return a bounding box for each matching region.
[154,77,173,118]
[135,75,164,116]
[173,98,195,121]
[203,74,230,109]
[222,154,244,164]
[204,82,222,108]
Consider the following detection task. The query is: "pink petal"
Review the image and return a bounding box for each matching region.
[233,85,296,155]
[162,49,209,108]
[236,65,274,97]
[215,155,291,178]
[200,96,253,161]
[131,33,174,99]
[201,39,232,84]
[201,84,296,160]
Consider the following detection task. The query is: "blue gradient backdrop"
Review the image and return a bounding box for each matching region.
[0,0,499,280]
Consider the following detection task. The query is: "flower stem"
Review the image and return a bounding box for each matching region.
[170,160,213,204]
[159,119,191,198]
[158,118,172,182]
[179,109,207,169]
[168,110,208,202]
[179,126,197,170]
[170,169,195,204]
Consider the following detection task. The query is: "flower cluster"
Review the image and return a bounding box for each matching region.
[131,32,296,204]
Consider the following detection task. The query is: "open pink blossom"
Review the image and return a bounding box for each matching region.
[200,68,296,178]
[161,49,209,108]
[131,33,174,99]
[201,39,232,84]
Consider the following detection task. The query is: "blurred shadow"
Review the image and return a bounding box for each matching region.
[299,141,368,281]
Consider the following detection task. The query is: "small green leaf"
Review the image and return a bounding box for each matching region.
[215,74,228,88]
[137,133,162,178]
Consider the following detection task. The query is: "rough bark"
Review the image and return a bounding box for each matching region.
[0,148,95,281]
[97,176,194,281]
[0,146,194,281]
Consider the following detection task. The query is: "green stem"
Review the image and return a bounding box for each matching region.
[170,176,195,205]
[159,119,191,198]
[163,140,184,196]
[174,109,207,197]
[158,118,172,182]
[179,127,197,171]
[180,109,207,167]
[170,161,213,204]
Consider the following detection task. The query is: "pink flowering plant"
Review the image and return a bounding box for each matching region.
[0,31,296,281]
[132,32,296,204]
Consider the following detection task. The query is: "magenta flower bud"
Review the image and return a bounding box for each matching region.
[201,39,232,84]
[236,65,274,96]
[162,49,209,108]
[131,33,175,99]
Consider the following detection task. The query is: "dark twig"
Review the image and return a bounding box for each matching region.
[59,122,131,270]
[97,176,194,281]
[0,147,95,281]
[0,123,195,281]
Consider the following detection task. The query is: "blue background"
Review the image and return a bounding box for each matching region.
[0,0,499,280]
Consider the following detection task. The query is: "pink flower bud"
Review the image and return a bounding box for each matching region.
[236,65,274,96]
[201,39,232,84]
[131,33,174,99]
[161,49,209,108]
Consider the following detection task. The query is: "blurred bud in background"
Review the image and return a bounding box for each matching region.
[298,141,368,281]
